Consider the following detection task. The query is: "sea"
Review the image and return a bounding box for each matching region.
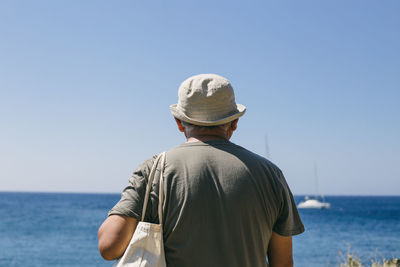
[0,192,399,267]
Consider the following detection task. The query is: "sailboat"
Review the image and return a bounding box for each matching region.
[297,196,330,209]
[297,162,330,209]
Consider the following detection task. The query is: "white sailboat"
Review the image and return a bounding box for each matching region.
[297,196,330,209]
[297,162,330,209]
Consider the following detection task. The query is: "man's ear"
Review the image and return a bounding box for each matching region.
[231,119,238,131]
[174,117,185,132]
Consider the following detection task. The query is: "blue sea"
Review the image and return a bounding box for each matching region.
[0,193,399,266]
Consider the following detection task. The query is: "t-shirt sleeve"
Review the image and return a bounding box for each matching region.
[108,155,158,221]
[272,170,305,236]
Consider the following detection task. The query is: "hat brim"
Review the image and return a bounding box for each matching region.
[170,104,246,126]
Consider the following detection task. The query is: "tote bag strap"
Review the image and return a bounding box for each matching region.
[158,152,166,225]
[141,152,166,223]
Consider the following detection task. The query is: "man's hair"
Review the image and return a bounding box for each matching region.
[180,121,231,132]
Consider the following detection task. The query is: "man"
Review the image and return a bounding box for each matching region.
[98,74,304,267]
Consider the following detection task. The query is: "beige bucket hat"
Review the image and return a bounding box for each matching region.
[170,74,246,126]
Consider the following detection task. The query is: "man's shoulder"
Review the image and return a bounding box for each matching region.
[133,154,159,179]
[226,142,283,172]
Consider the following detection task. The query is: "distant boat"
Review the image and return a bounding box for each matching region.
[297,162,330,209]
[298,196,330,209]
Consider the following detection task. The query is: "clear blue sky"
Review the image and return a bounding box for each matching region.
[1,0,399,195]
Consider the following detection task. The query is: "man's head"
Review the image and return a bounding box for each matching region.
[170,74,246,126]
[174,118,238,141]
[170,74,245,140]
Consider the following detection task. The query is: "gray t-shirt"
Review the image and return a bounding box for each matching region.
[109,140,304,267]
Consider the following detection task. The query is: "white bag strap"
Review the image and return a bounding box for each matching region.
[141,152,166,223]
[158,152,166,225]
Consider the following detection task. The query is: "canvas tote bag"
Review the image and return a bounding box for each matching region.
[113,152,167,267]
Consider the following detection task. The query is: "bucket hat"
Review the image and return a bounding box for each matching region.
[170,74,246,126]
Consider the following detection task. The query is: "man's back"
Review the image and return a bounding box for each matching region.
[112,140,303,267]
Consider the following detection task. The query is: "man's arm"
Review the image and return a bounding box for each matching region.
[98,215,138,260]
[267,231,294,267]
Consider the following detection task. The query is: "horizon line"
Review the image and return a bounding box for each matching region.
[0,190,399,197]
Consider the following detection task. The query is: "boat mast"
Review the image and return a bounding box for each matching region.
[265,133,270,159]
[314,161,319,200]
[314,161,326,201]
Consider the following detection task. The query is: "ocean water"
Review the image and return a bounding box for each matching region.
[0,193,399,267]
[293,196,400,266]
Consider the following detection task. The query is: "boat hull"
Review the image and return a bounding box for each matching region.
[297,199,330,209]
